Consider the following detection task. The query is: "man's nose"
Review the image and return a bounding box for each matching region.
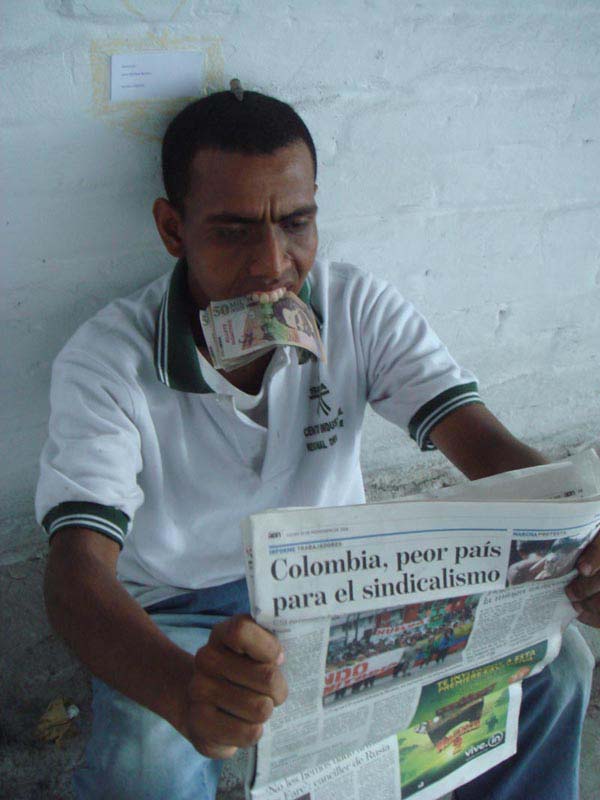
[247,224,288,284]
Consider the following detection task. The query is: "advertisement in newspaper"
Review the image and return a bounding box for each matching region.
[396,643,548,800]
[244,451,600,800]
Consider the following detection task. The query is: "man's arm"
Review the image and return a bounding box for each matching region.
[429,403,548,479]
[45,527,287,758]
[429,403,600,628]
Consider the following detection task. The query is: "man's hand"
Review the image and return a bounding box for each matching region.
[185,614,288,759]
[566,531,600,628]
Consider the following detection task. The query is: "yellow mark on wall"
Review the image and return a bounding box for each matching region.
[89,30,224,142]
[120,0,146,20]
[120,0,191,22]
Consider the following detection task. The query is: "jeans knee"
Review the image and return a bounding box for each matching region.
[74,737,221,800]
[73,680,221,800]
[555,624,594,705]
[523,623,594,727]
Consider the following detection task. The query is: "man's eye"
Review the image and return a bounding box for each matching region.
[214,227,248,241]
[283,218,310,233]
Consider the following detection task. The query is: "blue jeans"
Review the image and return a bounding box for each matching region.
[73,581,594,800]
[73,580,250,800]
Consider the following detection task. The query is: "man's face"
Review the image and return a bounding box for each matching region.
[156,141,318,309]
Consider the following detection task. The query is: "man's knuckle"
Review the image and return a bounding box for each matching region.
[253,695,274,722]
[261,663,278,684]
[273,680,289,706]
[194,736,219,758]
[226,614,250,642]
[195,648,220,677]
[229,614,252,634]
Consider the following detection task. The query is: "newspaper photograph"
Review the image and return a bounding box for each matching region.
[324,596,480,705]
[243,449,600,800]
[506,527,597,586]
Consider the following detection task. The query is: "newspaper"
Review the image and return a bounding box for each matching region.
[242,449,600,800]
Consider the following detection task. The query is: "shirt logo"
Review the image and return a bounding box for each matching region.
[305,383,344,453]
[309,382,331,416]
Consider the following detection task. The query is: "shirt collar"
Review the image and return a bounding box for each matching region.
[154,258,319,393]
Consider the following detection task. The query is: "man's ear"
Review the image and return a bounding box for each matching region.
[152,197,185,258]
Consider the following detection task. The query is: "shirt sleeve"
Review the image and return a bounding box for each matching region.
[359,278,483,451]
[35,347,144,547]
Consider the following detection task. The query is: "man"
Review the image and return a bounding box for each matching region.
[37,89,598,799]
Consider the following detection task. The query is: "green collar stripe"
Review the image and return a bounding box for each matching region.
[156,291,169,387]
[154,259,211,393]
[154,259,320,394]
[298,280,310,306]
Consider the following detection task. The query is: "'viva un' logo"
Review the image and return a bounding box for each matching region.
[465,732,504,758]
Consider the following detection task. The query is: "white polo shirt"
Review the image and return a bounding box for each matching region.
[35,258,481,608]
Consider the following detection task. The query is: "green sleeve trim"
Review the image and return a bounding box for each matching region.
[42,501,129,547]
[408,382,483,451]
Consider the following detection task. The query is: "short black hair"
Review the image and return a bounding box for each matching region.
[161,90,317,215]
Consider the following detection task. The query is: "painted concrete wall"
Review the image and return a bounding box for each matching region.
[3,0,600,562]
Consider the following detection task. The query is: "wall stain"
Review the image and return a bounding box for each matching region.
[120,0,191,22]
[120,0,146,20]
[89,30,224,142]
[494,303,511,339]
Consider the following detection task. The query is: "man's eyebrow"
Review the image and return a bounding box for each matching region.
[205,204,318,225]
[279,204,318,222]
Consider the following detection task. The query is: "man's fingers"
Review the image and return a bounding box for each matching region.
[188,673,275,724]
[210,614,284,664]
[195,741,238,760]
[570,594,600,628]
[566,572,600,604]
[187,617,288,756]
[572,606,600,628]
[187,615,287,758]
[566,569,600,628]
[576,528,600,577]
[194,614,288,705]
[565,528,600,629]
[194,644,288,706]
[190,703,264,752]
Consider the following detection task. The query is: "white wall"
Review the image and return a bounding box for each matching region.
[3,1,600,561]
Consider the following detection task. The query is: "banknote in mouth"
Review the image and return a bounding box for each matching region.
[199,291,325,371]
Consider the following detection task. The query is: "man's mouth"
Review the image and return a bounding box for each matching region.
[248,287,288,303]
